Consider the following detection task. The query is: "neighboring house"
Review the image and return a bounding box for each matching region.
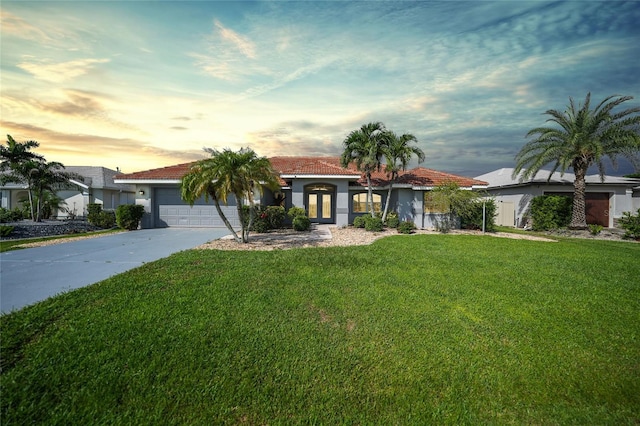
[0,166,136,218]
[114,156,487,229]
[475,168,640,228]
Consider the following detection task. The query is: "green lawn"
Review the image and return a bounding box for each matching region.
[1,235,639,424]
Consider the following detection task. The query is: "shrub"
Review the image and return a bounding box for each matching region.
[0,225,14,237]
[87,203,103,226]
[364,216,384,232]
[87,204,116,229]
[398,221,416,234]
[287,206,306,220]
[530,195,572,231]
[460,199,497,232]
[265,206,286,229]
[385,213,400,229]
[97,211,116,229]
[588,224,603,236]
[116,204,145,230]
[618,208,640,240]
[353,214,369,229]
[292,215,311,231]
[0,207,23,223]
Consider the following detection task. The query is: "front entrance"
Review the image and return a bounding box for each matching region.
[305,184,335,224]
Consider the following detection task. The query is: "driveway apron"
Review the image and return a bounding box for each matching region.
[1,228,229,313]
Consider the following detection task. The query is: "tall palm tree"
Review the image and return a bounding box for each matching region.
[21,160,80,221]
[0,135,44,172]
[514,93,640,229]
[181,147,280,243]
[381,131,425,222]
[340,122,388,214]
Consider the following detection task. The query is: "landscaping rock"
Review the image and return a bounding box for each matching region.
[0,220,103,240]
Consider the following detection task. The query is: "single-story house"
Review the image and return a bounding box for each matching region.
[475,168,640,228]
[114,156,488,229]
[0,166,136,218]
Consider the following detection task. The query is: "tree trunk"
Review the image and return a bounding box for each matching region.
[366,173,373,215]
[236,202,249,243]
[211,193,241,242]
[569,167,588,230]
[27,188,36,221]
[381,181,393,223]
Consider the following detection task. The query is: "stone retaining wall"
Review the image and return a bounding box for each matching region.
[0,220,103,240]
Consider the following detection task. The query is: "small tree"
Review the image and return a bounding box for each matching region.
[529,195,573,231]
[116,204,145,230]
[429,182,480,233]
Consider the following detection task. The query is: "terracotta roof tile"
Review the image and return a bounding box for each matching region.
[269,156,360,175]
[115,157,486,188]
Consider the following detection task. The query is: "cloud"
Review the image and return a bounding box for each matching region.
[17,58,110,83]
[214,19,256,59]
[1,121,203,165]
[0,10,50,43]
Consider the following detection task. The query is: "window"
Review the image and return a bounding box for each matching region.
[352,193,382,213]
[424,192,449,213]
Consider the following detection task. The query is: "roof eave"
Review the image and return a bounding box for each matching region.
[113,179,182,184]
[280,174,361,179]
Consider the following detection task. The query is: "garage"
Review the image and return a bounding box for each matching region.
[154,187,240,228]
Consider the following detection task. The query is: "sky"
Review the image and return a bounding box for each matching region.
[1,1,639,178]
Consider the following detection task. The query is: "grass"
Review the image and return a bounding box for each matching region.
[0,229,122,253]
[1,235,639,424]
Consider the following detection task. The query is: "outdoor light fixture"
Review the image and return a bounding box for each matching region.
[139,190,145,195]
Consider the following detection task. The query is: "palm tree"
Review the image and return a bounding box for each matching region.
[514,93,640,229]
[181,147,280,243]
[340,122,388,214]
[27,161,82,222]
[0,135,43,172]
[381,131,425,222]
[16,160,80,221]
[1,136,79,221]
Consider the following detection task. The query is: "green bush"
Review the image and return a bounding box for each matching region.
[353,214,369,229]
[619,209,640,240]
[97,211,116,229]
[265,206,286,229]
[87,203,103,226]
[460,199,497,231]
[397,220,416,234]
[530,195,572,231]
[385,213,400,228]
[0,225,14,237]
[287,206,306,220]
[87,204,116,229]
[292,215,311,231]
[364,216,384,232]
[0,207,23,223]
[116,204,145,230]
[588,224,603,236]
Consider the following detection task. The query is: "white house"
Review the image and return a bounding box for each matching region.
[1,166,136,218]
[475,168,640,228]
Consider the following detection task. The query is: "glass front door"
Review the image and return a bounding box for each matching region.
[306,185,335,224]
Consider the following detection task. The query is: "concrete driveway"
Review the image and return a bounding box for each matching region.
[1,228,229,313]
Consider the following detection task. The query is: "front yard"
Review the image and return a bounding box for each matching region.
[1,235,638,424]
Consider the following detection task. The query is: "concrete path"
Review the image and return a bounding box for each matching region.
[0,228,229,313]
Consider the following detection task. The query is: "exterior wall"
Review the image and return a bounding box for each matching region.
[292,178,351,226]
[486,183,636,228]
[347,188,386,225]
[633,188,640,211]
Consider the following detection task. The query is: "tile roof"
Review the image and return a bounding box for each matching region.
[269,156,360,176]
[115,162,194,180]
[115,157,487,188]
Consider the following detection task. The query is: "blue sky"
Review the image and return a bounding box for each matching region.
[1,1,639,177]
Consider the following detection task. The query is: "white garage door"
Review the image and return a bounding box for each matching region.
[155,188,240,228]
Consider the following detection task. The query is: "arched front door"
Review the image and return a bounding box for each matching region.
[305,184,335,224]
